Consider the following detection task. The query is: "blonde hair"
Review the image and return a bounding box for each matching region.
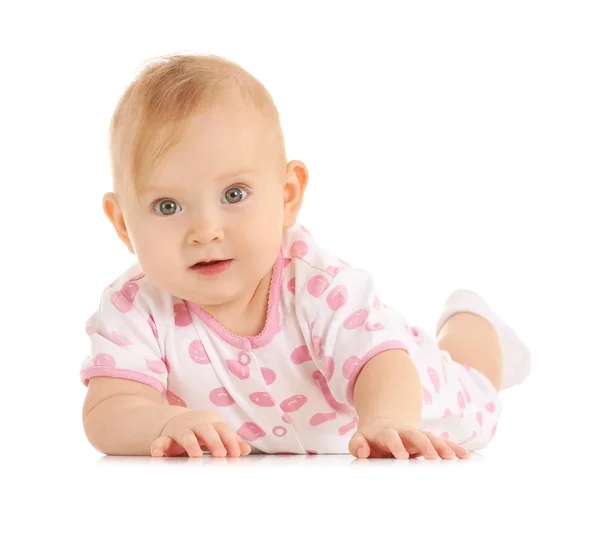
[109,53,286,201]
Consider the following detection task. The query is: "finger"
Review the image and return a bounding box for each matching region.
[151,435,172,457]
[376,429,409,459]
[403,429,439,459]
[238,438,252,456]
[175,430,204,458]
[422,432,456,460]
[348,432,371,458]
[213,422,242,457]
[444,440,471,459]
[194,423,228,457]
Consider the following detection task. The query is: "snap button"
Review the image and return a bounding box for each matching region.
[238,351,251,366]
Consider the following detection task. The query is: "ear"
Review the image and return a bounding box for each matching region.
[103,192,135,254]
[282,160,309,229]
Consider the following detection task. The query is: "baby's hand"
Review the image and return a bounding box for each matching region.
[151,410,252,458]
[349,418,471,460]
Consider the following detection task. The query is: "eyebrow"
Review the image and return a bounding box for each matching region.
[141,169,255,196]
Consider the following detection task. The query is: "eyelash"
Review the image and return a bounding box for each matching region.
[150,183,251,213]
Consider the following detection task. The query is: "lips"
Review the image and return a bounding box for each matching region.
[189,259,233,276]
[191,259,229,268]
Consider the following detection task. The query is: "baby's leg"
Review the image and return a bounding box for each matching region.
[436,312,504,391]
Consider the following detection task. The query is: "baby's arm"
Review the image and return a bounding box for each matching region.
[351,350,470,459]
[353,349,423,428]
[83,377,251,457]
[82,376,188,456]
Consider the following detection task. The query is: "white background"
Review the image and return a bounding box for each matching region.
[2,1,599,531]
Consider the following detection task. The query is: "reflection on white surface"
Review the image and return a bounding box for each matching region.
[97,451,484,467]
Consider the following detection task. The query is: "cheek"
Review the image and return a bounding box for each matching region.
[131,223,178,269]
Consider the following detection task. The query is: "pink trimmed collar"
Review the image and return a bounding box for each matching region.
[185,246,284,350]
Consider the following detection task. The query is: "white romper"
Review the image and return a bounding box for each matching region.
[80,222,501,454]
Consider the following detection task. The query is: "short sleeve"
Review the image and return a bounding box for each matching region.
[301,267,420,409]
[80,285,168,393]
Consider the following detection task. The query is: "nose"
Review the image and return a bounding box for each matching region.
[186,212,224,245]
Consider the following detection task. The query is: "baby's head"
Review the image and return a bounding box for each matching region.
[103,54,307,307]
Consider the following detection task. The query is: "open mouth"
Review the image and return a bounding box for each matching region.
[190,259,233,275]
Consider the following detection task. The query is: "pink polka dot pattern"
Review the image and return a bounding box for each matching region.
[372,296,381,310]
[342,356,360,379]
[283,258,292,268]
[326,266,342,277]
[93,353,115,367]
[174,303,192,327]
[290,240,308,258]
[282,414,292,424]
[189,340,210,364]
[324,356,334,381]
[312,370,354,415]
[249,392,276,407]
[300,225,311,235]
[492,424,497,438]
[476,411,483,430]
[148,316,158,339]
[343,309,368,329]
[457,391,466,409]
[260,367,276,385]
[121,282,139,302]
[338,417,358,436]
[85,323,96,335]
[287,278,296,294]
[128,272,145,282]
[440,432,450,440]
[237,422,265,441]
[312,336,323,360]
[459,378,472,403]
[146,359,167,374]
[428,367,440,393]
[110,290,133,313]
[459,430,477,445]
[290,345,311,364]
[307,274,330,297]
[484,401,496,413]
[110,331,132,347]
[422,386,433,405]
[443,408,452,417]
[280,395,307,412]
[226,360,250,380]
[309,412,337,426]
[273,426,287,437]
[365,321,384,331]
[209,387,236,407]
[166,390,187,407]
[326,285,348,311]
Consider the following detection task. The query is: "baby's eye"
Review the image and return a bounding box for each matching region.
[222,186,248,204]
[153,199,181,216]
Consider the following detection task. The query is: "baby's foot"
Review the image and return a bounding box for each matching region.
[435,289,531,390]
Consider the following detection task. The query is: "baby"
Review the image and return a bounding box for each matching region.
[80,54,531,460]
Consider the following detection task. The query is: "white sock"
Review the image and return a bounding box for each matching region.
[435,289,531,390]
